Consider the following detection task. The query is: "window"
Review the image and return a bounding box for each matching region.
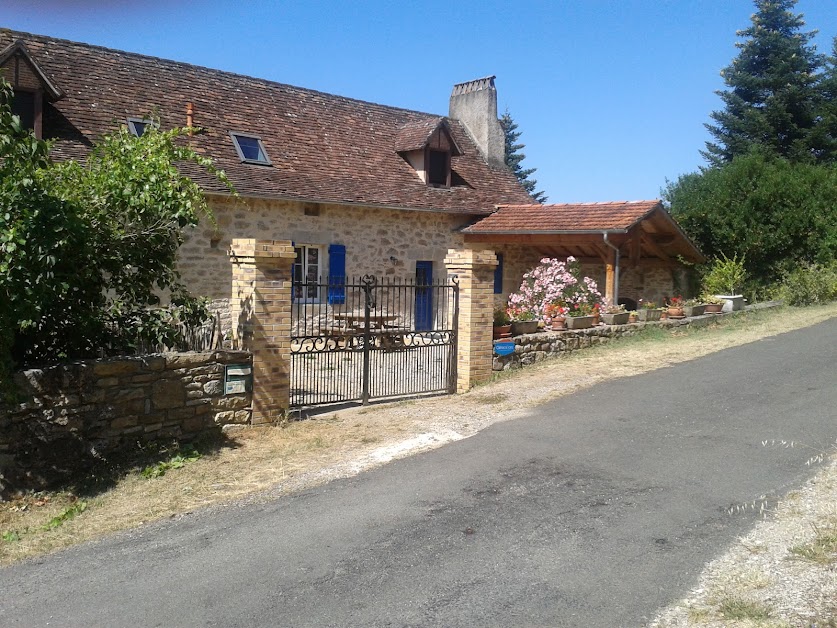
[293,245,323,302]
[11,90,35,130]
[494,253,504,294]
[127,117,153,137]
[426,149,450,187]
[230,132,271,165]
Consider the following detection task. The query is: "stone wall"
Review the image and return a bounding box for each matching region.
[493,314,720,371]
[180,197,473,301]
[0,351,252,493]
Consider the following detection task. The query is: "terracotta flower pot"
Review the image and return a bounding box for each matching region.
[704,303,723,314]
[493,324,512,339]
[551,317,567,331]
[667,307,685,318]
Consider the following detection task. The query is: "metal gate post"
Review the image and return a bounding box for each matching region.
[448,276,460,394]
[361,276,374,404]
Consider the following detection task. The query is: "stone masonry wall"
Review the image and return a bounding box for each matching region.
[180,197,472,301]
[493,313,720,371]
[0,351,252,493]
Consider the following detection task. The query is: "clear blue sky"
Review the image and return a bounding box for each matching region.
[4,0,836,203]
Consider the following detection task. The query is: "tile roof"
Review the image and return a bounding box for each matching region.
[462,200,663,233]
[394,118,460,154]
[0,30,534,214]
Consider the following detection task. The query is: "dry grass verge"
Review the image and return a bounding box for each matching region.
[2,303,837,569]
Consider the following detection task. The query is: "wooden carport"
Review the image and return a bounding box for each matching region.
[461,200,705,305]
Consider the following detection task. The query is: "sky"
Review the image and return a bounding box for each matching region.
[3,0,836,203]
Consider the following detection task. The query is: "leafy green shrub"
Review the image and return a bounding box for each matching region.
[666,151,837,293]
[702,254,747,295]
[778,263,837,306]
[0,78,234,381]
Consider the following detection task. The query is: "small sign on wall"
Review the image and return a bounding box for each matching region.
[225,365,252,395]
[494,341,515,356]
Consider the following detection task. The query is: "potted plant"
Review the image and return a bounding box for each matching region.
[506,256,603,333]
[493,307,512,339]
[600,301,629,325]
[703,253,746,312]
[636,300,662,322]
[627,310,638,323]
[667,295,685,318]
[682,298,706,317]
[702,293,724,314]
[507,305,539,335]
[544,302,567,331]
[565,302,596,329]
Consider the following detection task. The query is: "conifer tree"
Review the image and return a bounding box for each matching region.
[703,0,823,166]
[500,109,547,203]
[812,37,837,162]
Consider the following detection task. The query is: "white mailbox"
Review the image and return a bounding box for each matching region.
[224,364,252,395]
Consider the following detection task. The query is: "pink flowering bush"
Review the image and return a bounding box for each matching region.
[507,257,602,323]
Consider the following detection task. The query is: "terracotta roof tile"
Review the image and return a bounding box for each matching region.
[463,201,663,233]
[1,30,534,214]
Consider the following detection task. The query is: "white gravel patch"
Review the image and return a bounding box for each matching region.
[650,452,837,627]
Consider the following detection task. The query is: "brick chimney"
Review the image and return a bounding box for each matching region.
[449,76,505,168]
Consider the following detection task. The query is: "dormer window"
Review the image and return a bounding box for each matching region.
[10,89,37,132]
[1,40,65,140]
[127,117,153,137]
[395,118,461,189]
[427,149,451,187]
[230,132,271,165]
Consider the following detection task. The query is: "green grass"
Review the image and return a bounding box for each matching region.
[718,596,772,621]
[789,526,837,565]
[42,501,87,530]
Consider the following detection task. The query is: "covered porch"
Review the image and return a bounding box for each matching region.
[462,200,705,307]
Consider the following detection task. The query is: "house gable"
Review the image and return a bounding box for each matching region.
[0,39,64,138]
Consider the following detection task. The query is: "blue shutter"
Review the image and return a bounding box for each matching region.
[494,253,504,294]
[327,244,346,304]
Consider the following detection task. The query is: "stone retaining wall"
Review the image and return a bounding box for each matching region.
[0,351,252,494]
[493,312,725,371]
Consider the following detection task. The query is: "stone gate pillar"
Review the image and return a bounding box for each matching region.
[229,239,296,424]
[444,248,498,393]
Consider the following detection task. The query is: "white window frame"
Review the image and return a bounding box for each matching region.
[293,244,325,303]
[127,117,155,137]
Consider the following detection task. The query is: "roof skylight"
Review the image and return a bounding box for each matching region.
[127,117,153,137]
[230,132,271,165]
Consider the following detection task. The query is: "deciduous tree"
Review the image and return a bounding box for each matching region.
[0,78,232,381]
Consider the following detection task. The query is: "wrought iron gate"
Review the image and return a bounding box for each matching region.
[290,275,458,408]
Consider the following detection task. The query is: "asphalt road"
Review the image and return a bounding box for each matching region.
[2,318,836,627]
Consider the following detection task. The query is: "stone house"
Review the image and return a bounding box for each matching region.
[0,29,703,328]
